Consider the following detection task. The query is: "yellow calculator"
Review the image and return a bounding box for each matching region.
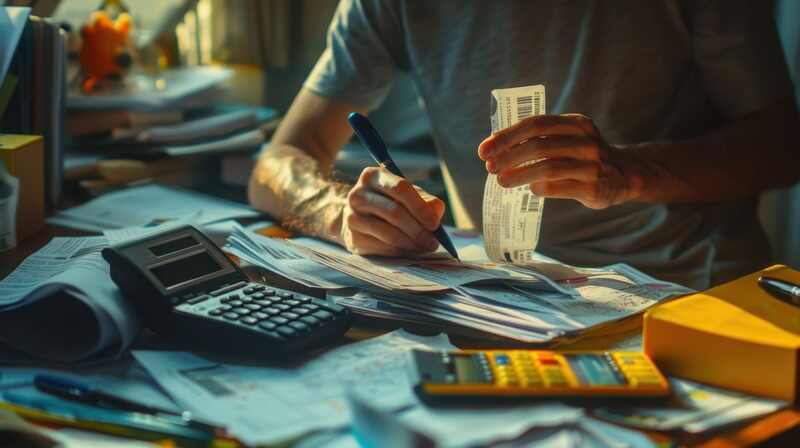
[410,349,670,402]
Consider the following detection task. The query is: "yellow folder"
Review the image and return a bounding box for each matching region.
[643,264,800,401]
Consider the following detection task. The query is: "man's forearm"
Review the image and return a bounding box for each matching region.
[629,97,799,204]
[248,143,349,243]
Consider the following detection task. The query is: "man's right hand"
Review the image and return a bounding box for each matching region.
[341,166,445,257]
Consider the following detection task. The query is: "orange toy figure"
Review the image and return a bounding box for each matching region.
[79,10,133,92]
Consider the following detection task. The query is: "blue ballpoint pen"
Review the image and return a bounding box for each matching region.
[348,112,460,260]
[33,373,224,434]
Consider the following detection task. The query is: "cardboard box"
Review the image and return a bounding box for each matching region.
[644,265,800,402]
[0,134,44,243]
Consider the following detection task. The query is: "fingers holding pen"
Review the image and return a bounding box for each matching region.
[347,187,439,251]
[341,167,443,256]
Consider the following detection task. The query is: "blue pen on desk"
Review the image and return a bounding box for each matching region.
[347,112,460,260]
[1,390,217,447]
[33,373,224,435]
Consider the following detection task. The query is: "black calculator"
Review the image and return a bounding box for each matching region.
[103,225,351,357]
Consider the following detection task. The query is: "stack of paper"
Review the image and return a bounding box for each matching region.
[48,184,259,232]
[66,66,231,111]
[138,330,786,447]
[0,236,138,364]
[225,224,693,344]
[594,378,787,435]
[133,330,456,447]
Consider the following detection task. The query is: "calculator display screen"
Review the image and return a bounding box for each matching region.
[150,252,221,289]
[149,235,198,256]
[566,354,625,386]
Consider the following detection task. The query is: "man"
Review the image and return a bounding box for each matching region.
[249,1,799,290]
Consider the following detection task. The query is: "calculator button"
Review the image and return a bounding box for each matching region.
[262,331,285,341]
[250,293,264,300]
[264,307,281,315]
[274,304,291,311]
[210,282,248,296]
[259,321,277,330]
[244,303,262,311]
[293,307,311,316]
[243,287,257,295]
[277,326,296,337]
[295,296,312,304]
[524,377,543,386]
[252,285,266,292]
[187,295,210,305]
[240,296,254,303]
[241,317,259,325]
[301,304,320,311]
[281,312,299,320]
[493,354,509,365]
[209,309,224,316]
[232,307,251,315]
[229,300,243,307]
[300,316,320,326]
[284,299,301,306]
[288,321,309,331]
[634,376,662,385]
[252,312,269,320]
[223,312,240,320]
[312,310,334,321]
[270,316,289,325]
[277,291,293,299]
[539,358,558,366]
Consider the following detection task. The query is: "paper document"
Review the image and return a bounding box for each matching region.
[67,66,231,111]
[230,226,693,343]
[48,184,259,232]
[594,377,787,434]
[133,330,456,447]
[0,237,139,363]
[483,84,547,263]
[118,109,258,143]
[226,224,362,289]
[396,401,654,448]
[286,236,547,293]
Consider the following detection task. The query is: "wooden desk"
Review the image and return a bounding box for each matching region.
[2,223,799,447]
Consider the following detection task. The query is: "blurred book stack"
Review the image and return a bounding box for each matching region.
[64,66,280,188]
[0,7,66,210]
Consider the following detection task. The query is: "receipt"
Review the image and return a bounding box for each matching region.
[482,85,546,264]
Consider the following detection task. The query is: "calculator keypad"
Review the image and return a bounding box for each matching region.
[488,352,573,388]
[611,353,664,387]
[484,351,664,389]
[177,282,347,342]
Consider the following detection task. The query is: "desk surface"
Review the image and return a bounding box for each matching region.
[2,223,799,447]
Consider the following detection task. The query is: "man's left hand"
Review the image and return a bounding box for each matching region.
[478,114,645,209]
